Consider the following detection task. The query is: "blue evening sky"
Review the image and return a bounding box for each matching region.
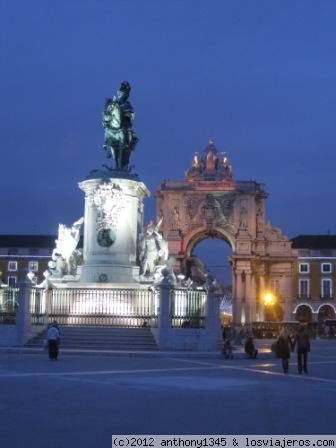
[1,0,336,244]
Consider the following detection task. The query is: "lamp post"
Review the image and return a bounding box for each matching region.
[262,291,277,337]
[263,291,276,308]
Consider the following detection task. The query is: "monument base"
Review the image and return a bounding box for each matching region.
[78,173,150,285]
[80,263,140,284]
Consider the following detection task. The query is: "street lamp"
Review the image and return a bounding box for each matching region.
[262,291,278,335]
[263,291,276,307]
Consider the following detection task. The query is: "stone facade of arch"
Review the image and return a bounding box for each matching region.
[156,141,296,325]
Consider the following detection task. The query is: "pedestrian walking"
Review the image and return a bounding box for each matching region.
[276,328,292,373]
[244,335,258,358]
[293,324,310,374]
[47,323,60,361]
[222,338,233,359]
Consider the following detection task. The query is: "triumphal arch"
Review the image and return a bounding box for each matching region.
[157,141,295,325]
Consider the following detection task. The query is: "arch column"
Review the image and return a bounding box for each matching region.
[257,266,266,322]
[282,270,294,321]
[232,265,241,325]
[232,260,255,325]
[245,269,253,323]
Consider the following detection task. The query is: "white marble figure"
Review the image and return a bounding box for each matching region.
[256,205,264,233]
[239,206,248,230]
[139,218,169,279]
[36,270,53,290]
[26,271,37,284]
[222,154,233,178]
[0,271,7,287]
[49,217,84,277]
[192,152,202,169]
[171,207,181,231]
[92,181,123,231]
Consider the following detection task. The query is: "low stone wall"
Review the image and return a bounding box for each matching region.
[151,324,220,351]
[151,283,222,351]
[0,323,46,347]
[165,328,219,351]
[150,326,159,346]
[0,325,17,346]
[29,324,47,342]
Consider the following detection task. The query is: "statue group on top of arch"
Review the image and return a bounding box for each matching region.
[102,81,139,171]
[139,218,169,281]
[186,140,233,181]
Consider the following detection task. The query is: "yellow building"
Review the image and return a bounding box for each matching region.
[291,235,336,327]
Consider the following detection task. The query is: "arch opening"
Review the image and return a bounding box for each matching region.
[318,304,336,323]
[186,236,233,289]
[295,305,313,323]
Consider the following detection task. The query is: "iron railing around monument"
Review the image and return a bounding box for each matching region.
[0,287,19,324]
[170,288,206,328]
[48,288,159,327]
[30,288,46,325]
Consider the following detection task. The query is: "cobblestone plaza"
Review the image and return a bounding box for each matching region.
[0,339,335,448]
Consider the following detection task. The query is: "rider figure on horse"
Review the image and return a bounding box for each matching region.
[102,81,139,171]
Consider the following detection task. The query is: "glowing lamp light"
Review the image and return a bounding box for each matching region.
[263,291,276,306]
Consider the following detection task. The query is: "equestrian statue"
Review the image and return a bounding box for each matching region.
[102,81,139,171]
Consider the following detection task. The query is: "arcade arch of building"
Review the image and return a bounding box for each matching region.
[156,141,296,325]
[293,303,336,323]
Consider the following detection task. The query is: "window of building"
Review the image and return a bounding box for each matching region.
[321,279,332,299]
[8,261,17,271]
[28,261,39,272]
[299,263,309,274]
[299,279,310,298]
[271,279,280,295]
[321,263,332,274]
[7,276,17,287]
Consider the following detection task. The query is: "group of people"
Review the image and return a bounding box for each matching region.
[222,323,311,375]
[222,333,258,359]
[275,324,310,374]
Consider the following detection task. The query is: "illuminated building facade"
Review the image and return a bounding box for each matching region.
[291,235,336,324]
[0,235,54,286]
[157,141,295,325]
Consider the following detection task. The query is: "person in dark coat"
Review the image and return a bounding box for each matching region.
[276,329,292,373]
[47,323,61,360]
[244,335,258,358]
[293,324,310,374]
[222,338,233,359]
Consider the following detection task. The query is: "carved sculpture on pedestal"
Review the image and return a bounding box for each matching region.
[48,217,84,277]
[91,181,125,247]
[139,219,169,280]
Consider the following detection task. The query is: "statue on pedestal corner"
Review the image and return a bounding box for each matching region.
[48,217,84,277]
[102,81,139,171]
[139,219,169,279]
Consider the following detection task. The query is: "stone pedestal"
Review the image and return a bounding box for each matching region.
[16,280,32,346]
[78,173,150,284]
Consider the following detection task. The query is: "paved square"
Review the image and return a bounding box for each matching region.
[0,340,335,448]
